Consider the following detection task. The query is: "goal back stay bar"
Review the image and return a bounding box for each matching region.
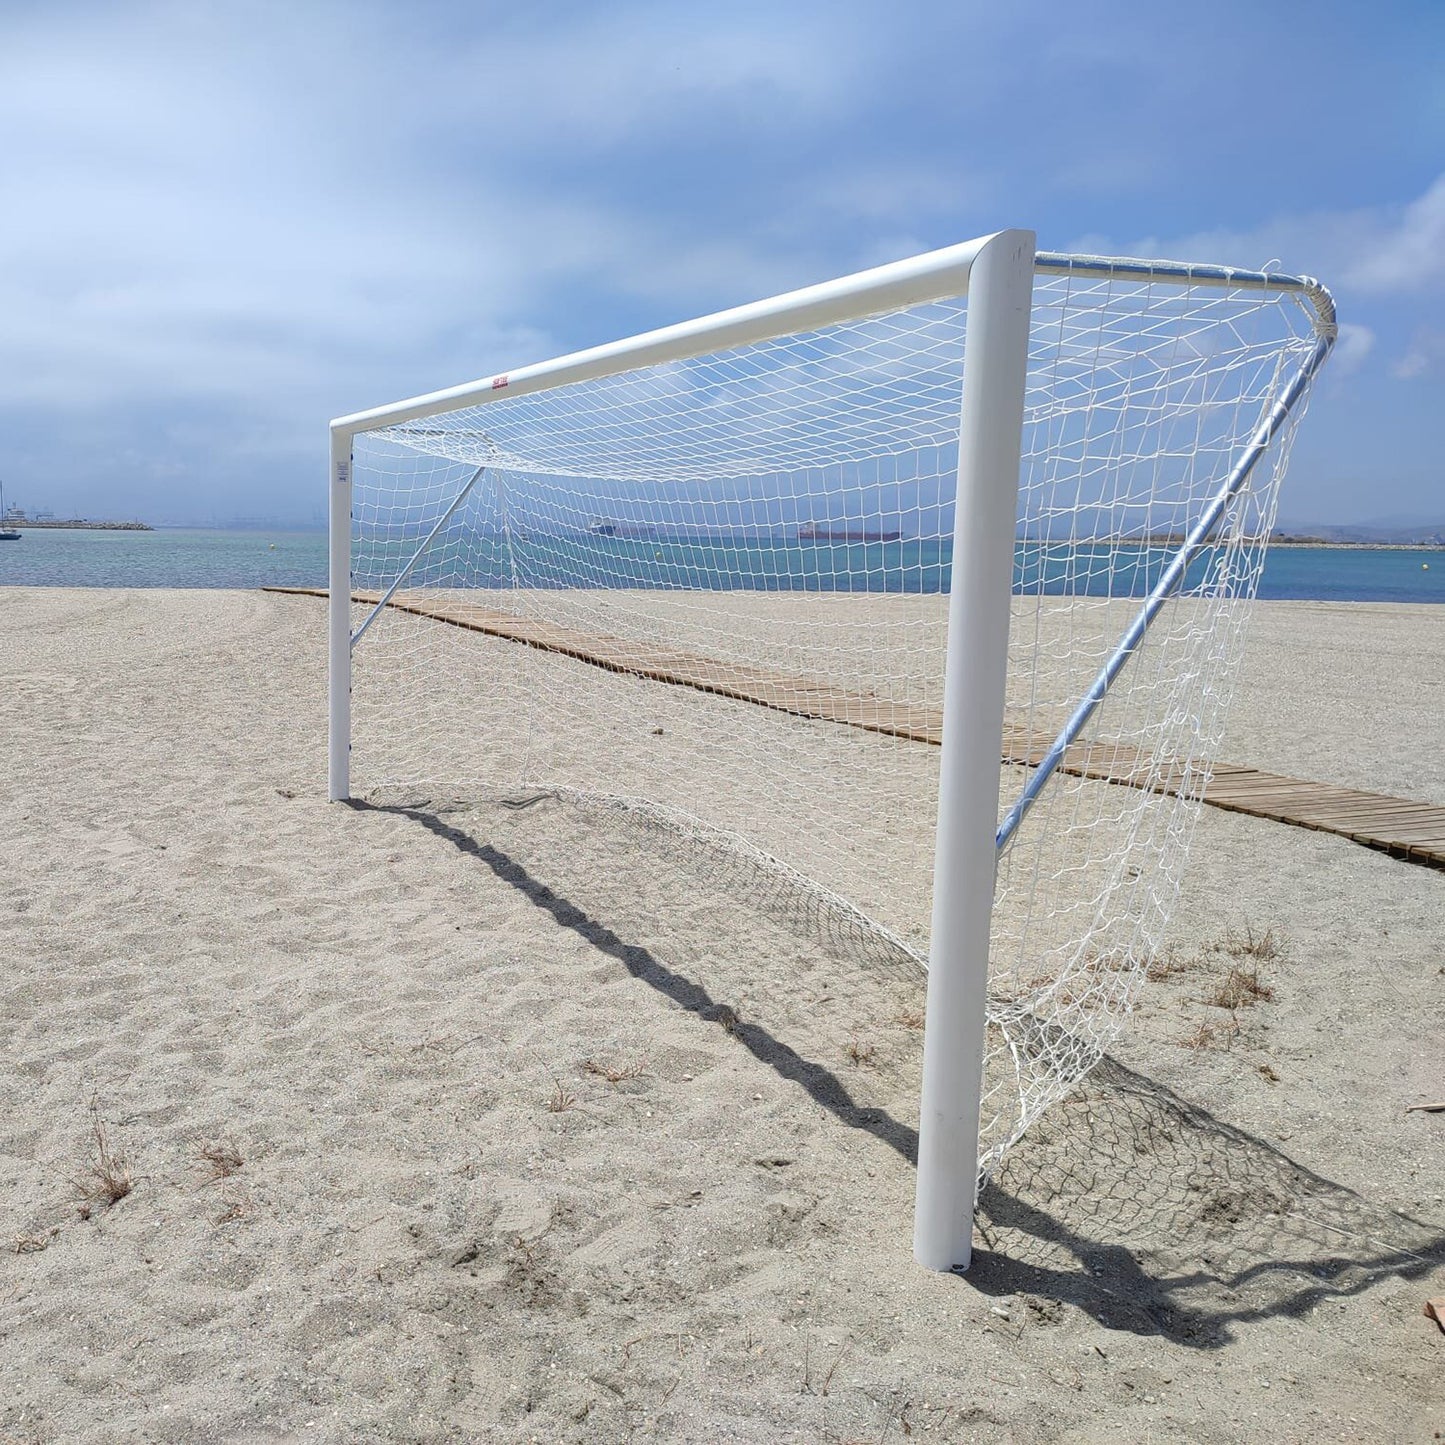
[326,230,1335,1273]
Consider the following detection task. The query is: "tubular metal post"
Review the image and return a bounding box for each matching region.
[327,428,352,801]
[912,229,1035,1274]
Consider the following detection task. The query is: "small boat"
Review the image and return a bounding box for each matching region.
[0,481,20,541]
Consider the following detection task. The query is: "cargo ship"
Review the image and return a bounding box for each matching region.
[796,522,901,543]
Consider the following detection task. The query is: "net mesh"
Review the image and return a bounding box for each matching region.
[346,266,1323,1181]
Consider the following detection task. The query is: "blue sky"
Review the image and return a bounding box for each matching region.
[1,0,1441,527]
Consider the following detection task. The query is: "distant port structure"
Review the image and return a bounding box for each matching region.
[1,496,151,531]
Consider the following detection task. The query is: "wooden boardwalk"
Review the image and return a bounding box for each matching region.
[269,585,1445,870]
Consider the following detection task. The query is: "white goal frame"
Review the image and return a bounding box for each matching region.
[326,229,1335,1273]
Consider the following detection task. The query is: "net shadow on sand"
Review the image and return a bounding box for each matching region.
[565,790,931,974]
[357,796,1445,1352]
[974,1056,1445,1347]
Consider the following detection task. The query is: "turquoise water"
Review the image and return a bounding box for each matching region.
[0,526,1441,602]
[0,528,327,589]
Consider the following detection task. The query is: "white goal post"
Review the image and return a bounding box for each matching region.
[326,229,1335,1273]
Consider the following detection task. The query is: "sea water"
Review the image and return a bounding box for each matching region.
[0,527,327,590]
[0,526,1441,603]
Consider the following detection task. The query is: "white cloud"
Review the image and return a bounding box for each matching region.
[1345,175,1445,294]
[0,1,867,422]
[1392,328,1445,381]
[424,8,861,151]
[1067,173,1445,303]
[1,0,1439,523]
[1331,323,1375,375]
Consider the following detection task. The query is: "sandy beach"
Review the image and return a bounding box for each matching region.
[2,586,1442,1443]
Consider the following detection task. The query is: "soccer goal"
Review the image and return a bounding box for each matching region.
[326,229,1335,1272]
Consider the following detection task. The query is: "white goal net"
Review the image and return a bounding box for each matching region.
[339,248,1332,1185]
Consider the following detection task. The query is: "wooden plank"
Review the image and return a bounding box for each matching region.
[1338,821,1442,843]
[1218,786,1409,810]
[1346,821,1445,843]
[1260,786,1394,806]
[265,584,1445,871]
[1293,800,1440,824]
[1207,778,1347,801]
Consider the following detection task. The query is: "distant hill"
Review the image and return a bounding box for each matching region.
[1272,521,1445,546]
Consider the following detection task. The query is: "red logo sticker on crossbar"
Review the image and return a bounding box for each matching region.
[491,374,509,390]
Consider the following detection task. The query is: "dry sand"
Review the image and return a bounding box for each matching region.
[1,587,1442,1443]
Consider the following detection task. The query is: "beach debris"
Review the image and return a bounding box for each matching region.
[1178,1015,1240,1051]
[500,790,557,810]
[1405,1101,1445,1114]
[582,1057,646,1084]
[197,1139,245,1185]
[72,1099,133,1214]
[1425,1297,1445,1333]
[1210,964,1274,1010]
[532,1050,577,1112]
[213,1197,251,1226]
[1023,1294,1066,1326]
[13,1228,60,1254]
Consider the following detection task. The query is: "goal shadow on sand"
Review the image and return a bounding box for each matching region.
[356,796,1445,1351]
[351,796,920,1165]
